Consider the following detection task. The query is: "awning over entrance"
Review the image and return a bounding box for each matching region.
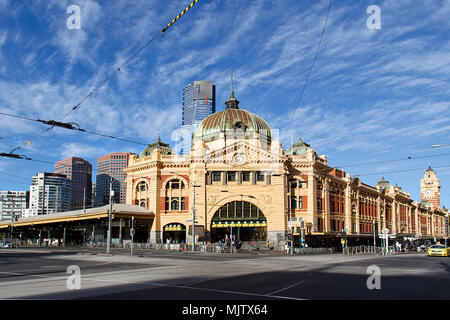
[164,224,186,231]
[0,204,154,229]
[212,220,267,228]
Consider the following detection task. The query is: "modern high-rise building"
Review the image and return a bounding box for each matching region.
[0,191,29,221]
[180,80,215,155]
[24,172,72,217]
[94,152,134,207]
[55,157,92,210]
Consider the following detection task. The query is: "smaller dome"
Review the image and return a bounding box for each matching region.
[139,136,173,158]
[376,177,391,189]
[286,137,314,156]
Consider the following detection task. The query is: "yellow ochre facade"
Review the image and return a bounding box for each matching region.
[124,91,448,246]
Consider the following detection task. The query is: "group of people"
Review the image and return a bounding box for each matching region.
[218,234,241,250]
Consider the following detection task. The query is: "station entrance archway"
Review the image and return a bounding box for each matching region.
[210,201,267,242]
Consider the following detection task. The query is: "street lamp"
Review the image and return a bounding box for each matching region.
[169,172,200,252]
[106,179,114,254]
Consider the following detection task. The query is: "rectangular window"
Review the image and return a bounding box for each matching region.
[212,171,221,182]
[290,196,297,210]
[299,196,303,209]
[227,172,236,182]
[242,172,250,182]
[181,197,185,210]
[256,171,264,181]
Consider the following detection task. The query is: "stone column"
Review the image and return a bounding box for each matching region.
[344,178,352,234]
[355,190,360,234]
[323,179,330,233]
[309,174,317,232]
[391,200,397,234]
[376,197,381,234]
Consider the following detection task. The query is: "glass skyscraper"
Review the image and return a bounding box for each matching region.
[180,80,215,155]
[55,157,92,210]
[94,152,134,207]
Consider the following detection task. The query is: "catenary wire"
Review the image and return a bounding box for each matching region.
[60,0,201,122]
[286,0,332,140]
[0,111,147,146]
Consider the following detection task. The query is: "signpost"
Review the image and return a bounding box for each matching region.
[382,228,389,255]
[130,216,135,256]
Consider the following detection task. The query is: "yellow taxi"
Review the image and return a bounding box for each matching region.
[427,245,449,257]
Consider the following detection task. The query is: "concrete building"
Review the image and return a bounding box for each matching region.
[124,88,448,246]
[180,80,215,155]
[94,152,135,207]
[0,191,29,221]
[24,172,72,218]
[55,157,92,210]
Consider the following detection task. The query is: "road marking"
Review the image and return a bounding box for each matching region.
[265,279,305,296]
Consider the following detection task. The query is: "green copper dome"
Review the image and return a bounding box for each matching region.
[286,137,314,156]
[195,91,271,142]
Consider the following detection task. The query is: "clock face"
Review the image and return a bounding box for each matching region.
[234,154,246,165]
[426,189,432,195]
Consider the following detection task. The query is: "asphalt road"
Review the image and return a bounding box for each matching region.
[0,248,448,300]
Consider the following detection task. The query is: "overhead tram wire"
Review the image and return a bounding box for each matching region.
[60,0,201,122]
[3,0,201,153]
[286,0,332,141]
[333,152,450,169]
[355,164,450,177]
[0,111,147,146]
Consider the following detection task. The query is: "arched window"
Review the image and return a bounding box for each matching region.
[171,199,179,210]
[136,181,148,192]
[140,201,146,208]
[164,179,187,212]
[166,179,185,190]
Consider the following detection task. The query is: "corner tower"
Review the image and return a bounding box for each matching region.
[420,166,440,208]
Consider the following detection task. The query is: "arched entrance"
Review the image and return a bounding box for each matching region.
[163,223,186,244]
[211,201,267,242]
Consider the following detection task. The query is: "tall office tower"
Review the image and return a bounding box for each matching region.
[24,172,72,217]
[94,152,134,207]
[180,80,215,155]
[55,157,92,210]
[0,191,29,221]
[420,166,440,209]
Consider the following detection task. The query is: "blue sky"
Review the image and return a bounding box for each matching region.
[0,0,449,207]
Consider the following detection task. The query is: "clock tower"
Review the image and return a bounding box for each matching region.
[420,166,440,208]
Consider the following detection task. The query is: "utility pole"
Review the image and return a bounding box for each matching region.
[287,180,293,255]
[192,183,196,252]
[83,187,86,213]
[373,220,376,253]
[106,179,113,254]
[131,216,135,256]
[11,197,15,242]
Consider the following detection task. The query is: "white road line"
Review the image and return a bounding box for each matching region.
[265,280,305,296]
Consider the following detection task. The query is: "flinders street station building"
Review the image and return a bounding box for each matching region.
[124,89,448,247]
